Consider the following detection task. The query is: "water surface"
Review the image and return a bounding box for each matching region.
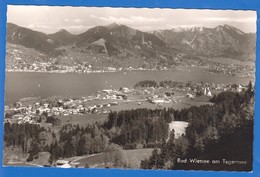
[5,68,254,104]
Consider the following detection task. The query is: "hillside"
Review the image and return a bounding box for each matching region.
[150,25,256,61]
[5,23,256,70]
[6,23,62,56]
[48,29,78,46]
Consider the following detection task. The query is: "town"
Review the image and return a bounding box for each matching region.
[4,80,248,126]
[5,43,254,77]
[206,62,254,77]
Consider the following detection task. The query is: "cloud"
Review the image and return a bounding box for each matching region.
[27,23,50,30]
[165,24,200,29]
[91,15,166,25]
[68,25,92,29]
[203,17,256,23]
[7,6,256,34]
[73,18,83,23]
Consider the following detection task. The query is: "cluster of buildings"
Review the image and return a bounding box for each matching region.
[6,60,119,73]
[4,78,249,125]
[206,62,254,77]
[6,46,119,73]
[141,81,247,105]
[4,87,134,125]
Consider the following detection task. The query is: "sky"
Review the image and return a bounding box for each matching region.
[7,5,257,34]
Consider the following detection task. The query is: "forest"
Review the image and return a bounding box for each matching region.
[140,82,254,171]
[4,82,254,170]
[134,80,185,89]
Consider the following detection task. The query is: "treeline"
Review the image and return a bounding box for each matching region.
[4,123,47,154]
[134,80,185,88]
[4,122,108,163]
[134,80,158,88]
[103,108,172,149]
[140,82,254,171]
[4,82,254,170]
[57,123,107,158]
[26,106,199,161]
[36,123,108,162]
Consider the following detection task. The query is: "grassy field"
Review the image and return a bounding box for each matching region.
[4,147,49,167]
[68,148,154,169]
[110,95,212,112]
[109,101,160,111]
[4,147,27,165]
[57,113,108,125]
[124,148,154,168]
[5,145,154,169]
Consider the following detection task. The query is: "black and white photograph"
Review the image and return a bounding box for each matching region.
[3,6,256,171]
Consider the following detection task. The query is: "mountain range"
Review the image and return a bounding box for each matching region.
[6,22,256,68]
[150,25,255,60]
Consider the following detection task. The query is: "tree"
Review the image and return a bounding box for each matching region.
[48,155,54,165]
[29,138,40,156]
[174,136,189,157]
[248,81,253,92]
[145,148,165,169]
[103,144,128,168]
[193,133,205,154]
[63,141,75,157]
[85,163,90,168]
[77,137,86,156]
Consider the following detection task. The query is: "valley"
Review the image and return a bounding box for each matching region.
[3,21,256,171]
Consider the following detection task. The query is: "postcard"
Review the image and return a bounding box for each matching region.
[1,3,258,175]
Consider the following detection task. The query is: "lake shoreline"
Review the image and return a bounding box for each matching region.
[5,69,254,105]
[4,66,209,74]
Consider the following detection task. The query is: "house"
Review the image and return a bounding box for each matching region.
[110,102,118,106]
[116,94,127,100]
[203,87,212,97]
[103,103,111,107]
[237,85,244,92]
[55,160,72,168]
[119,87,131,93]
[103,89,113,94]
[151,99,165,104]
[12,114,24,119]
[43,103,49,108]
[4,105,9,110]
[14,102,22,108]
[186,93,194,99]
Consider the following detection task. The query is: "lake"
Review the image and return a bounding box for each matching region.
[4,67,254,105]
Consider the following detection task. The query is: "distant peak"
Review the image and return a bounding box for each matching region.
[223,24,238,30]
[106,23,119,29]
[223,24,233,29]
[216,24,246,35]
[223,24,236,28]
[59,29,67,32]
[58,29,70,34]
[216,24,233,30]
[215,25,224,30]
[51,29,72,36]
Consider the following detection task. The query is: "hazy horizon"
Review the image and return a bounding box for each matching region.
[7,5,257,34]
